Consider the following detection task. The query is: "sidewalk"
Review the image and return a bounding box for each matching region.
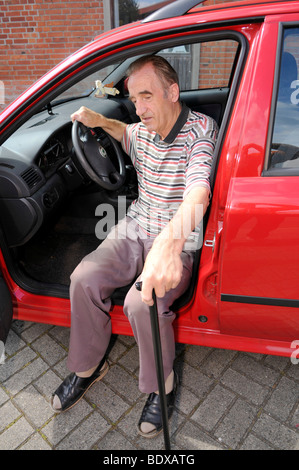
[0,319,298,450]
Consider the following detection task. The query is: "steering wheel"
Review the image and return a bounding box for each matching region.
[72,120,126,190]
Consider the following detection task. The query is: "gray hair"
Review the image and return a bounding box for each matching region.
[126,55,179,93]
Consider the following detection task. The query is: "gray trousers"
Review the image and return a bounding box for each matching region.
[67,217,194,393]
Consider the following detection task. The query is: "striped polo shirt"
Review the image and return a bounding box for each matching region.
[121,104,218,249]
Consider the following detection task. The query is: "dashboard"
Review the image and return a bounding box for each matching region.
[0,95,137,247]
[37,133,72,177]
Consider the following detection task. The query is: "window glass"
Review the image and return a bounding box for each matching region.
[158,39,238,91]
[55,38,238,103]
[51,63,122,103]
[269,28,299,170]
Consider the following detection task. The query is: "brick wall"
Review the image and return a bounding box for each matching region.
[0,0,105,111]
[0,0,240,112]
[199,39,238,89]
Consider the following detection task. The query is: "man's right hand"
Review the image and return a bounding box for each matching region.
[71,106,126,142]
[71,106,103,128]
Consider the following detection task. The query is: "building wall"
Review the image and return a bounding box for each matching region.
[0,0,107,110]
[0,0,239,111]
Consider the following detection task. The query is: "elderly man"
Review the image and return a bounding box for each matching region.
[51,55,218,438]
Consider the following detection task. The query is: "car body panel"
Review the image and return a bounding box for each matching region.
[0,271,13,344]
[1,1,299,359]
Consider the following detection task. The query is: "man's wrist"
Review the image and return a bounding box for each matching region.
[154,224,185,254]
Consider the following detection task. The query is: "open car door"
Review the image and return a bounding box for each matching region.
[0,272,13,345]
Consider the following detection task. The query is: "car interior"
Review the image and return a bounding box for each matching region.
[0,34,243,309]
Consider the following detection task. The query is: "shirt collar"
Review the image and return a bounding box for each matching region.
[154,102,190,144]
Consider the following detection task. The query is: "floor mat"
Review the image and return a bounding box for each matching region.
[19,230,100,286]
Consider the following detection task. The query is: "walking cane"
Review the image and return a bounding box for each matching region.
[135,281,171,450]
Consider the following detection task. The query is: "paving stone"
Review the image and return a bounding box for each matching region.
[41,399,94,446]
[183,344,213,368]
[48,325,70,349]
[0,416,34,450]
[199,348,238,378]
[0,400,21,432]
[175,384,200,416]
[3,357,49,396]
[34,368,63,401]
[264,376,299,421]
[252,413,299,450]
[96,428,137,450]
[214,398,257,449]
[287,363,299,381]
[240,433,274,450]
[0,347,37,382]
[31,334,67,366]
[291,403,299,428]
[264,354,290,372]
[20,323,53,344]
[118,343,139,373]
[117,400,144,441]
[118,335,136,347]
[103,363,142,404]
[19,432,52,450]
[0,386,9,406]
[1,325,298,450]
[11,320,30,335]
[13,385,54,428]
[232,355,280,387]
[191,384,235,431]
[56,411,111,450]
[179,362,213,398]
[107,339,128,364]
[174,420,223,450]
[4,328,27,356]
[51,356,69,379]
[86,380,132,423]
[220,368,269,405]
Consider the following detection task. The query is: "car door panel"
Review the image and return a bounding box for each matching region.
[219,176,299,341]
[0,272,13,344]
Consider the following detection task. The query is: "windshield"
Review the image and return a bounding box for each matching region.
[52,63,122,104]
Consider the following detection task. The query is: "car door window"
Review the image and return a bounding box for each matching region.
[52,38,239,108]
[268,27,299,171]
[158,39,238,91]
[52,64,122,103]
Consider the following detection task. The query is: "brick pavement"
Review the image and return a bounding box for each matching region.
[0,320,298,450]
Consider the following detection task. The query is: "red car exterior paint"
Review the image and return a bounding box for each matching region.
[1,0,299,359]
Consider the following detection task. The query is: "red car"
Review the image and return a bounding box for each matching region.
[1,0,299,362]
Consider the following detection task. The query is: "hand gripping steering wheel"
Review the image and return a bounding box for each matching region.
[72,120,126,190]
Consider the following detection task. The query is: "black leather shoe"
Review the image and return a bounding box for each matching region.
[138,370,178,438]
[51,357,109,413]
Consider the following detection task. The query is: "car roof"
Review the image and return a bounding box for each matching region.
[142,0,205,22]
[143,0,299,23]
[94,0,299,42]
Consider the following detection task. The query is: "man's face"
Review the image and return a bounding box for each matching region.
[128,63,180,140]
